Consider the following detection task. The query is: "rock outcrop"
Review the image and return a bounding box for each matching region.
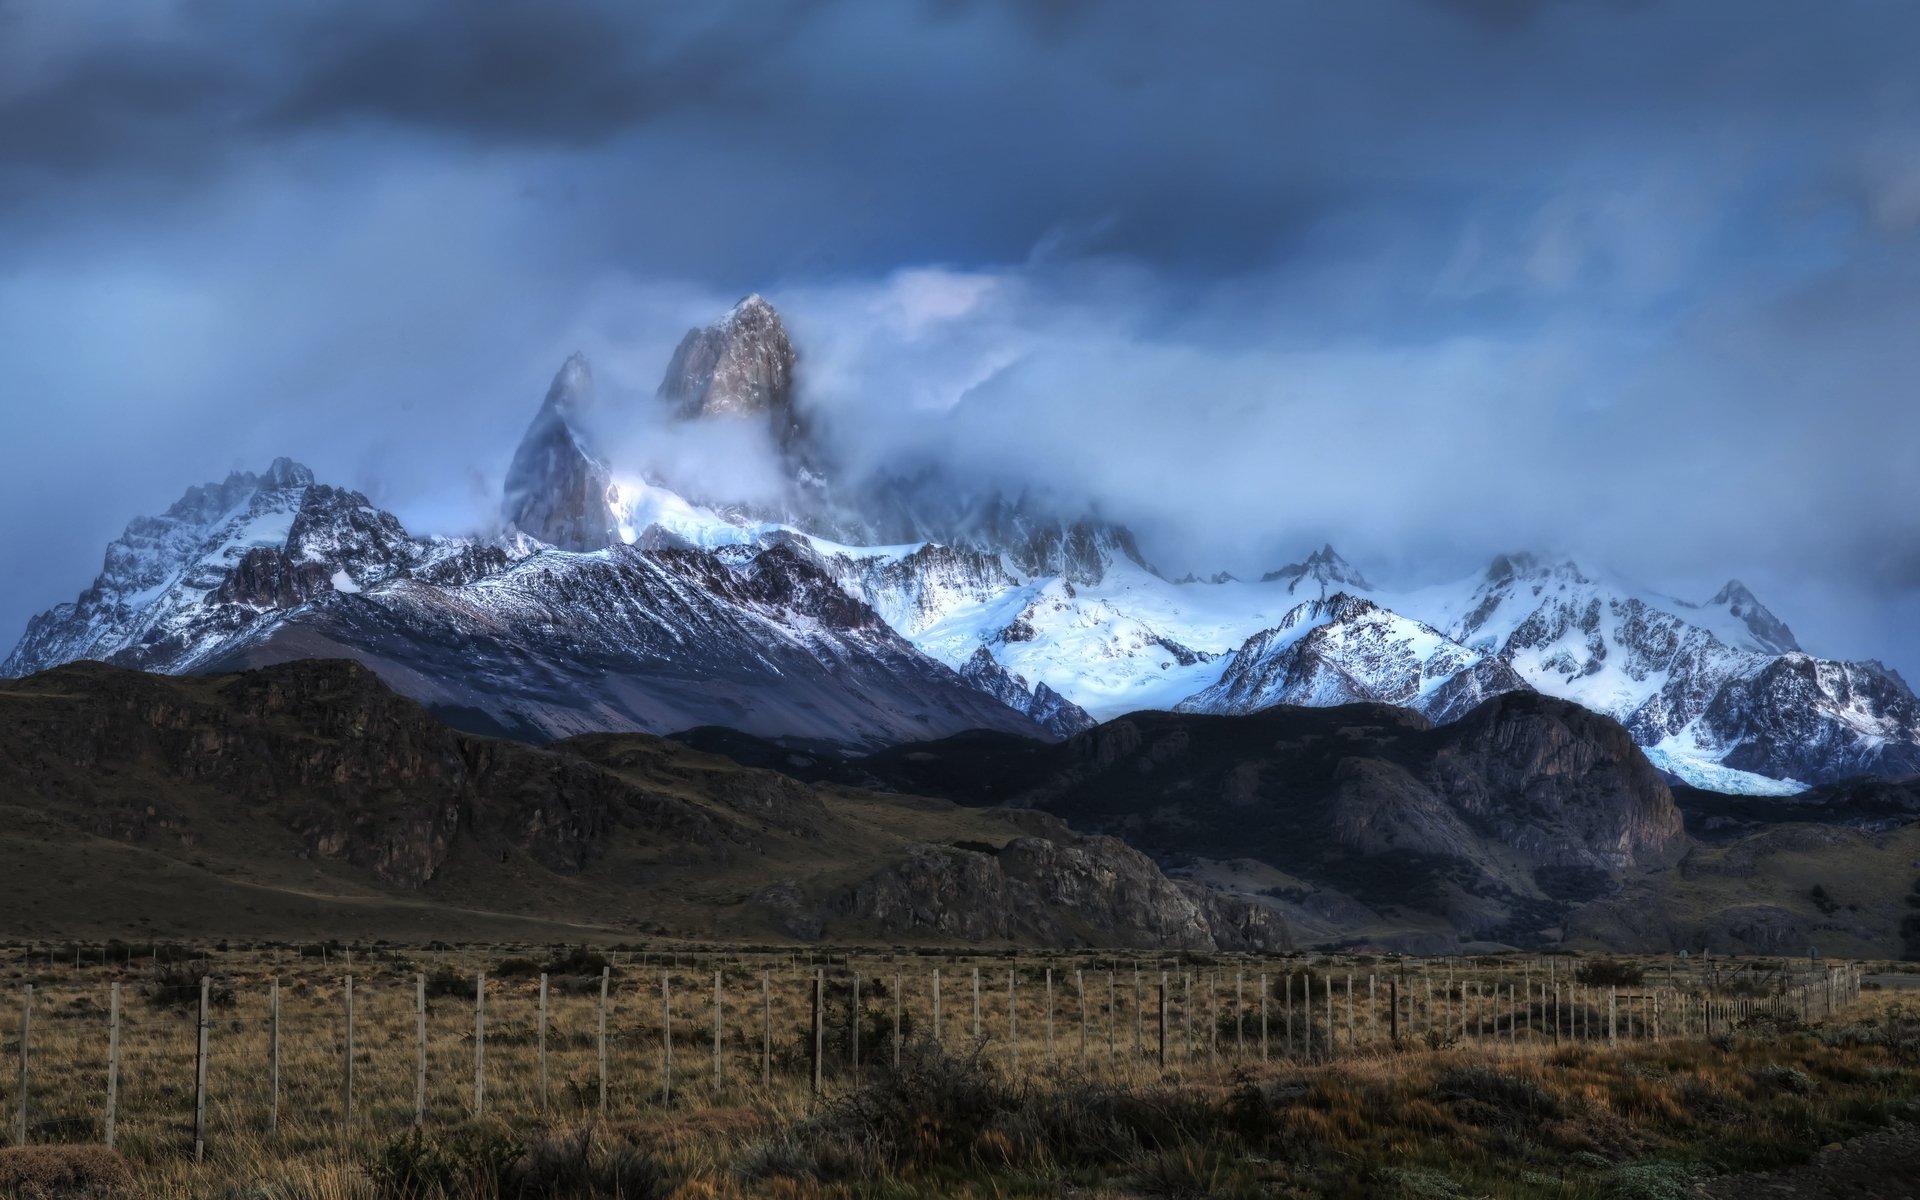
[828,817,1288,950]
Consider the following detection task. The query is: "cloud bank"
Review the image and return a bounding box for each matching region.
[2,0,1918,676]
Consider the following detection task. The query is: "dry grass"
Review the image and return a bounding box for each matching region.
[0,942,1896,1197]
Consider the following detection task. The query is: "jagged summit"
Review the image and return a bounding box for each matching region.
[501,354,616,552]
[1261,543,1373,595]
[1704,578,1800,654]
[658,293,804,451]
[260,457,315,489]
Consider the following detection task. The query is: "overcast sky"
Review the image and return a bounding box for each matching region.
[4,0,1919,677]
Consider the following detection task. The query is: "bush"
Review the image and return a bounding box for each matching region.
[493,957,542,978]
[1750,1064,1816,1096]
[0,1145,136,1195]
[542,946,611,977]
[423,969,473,1000]
[370,1124,524,1199]
[1431,1065,1562,1127]
[509,1128,668,1200]
[144,962,234,1011]
[1575,960,1646,987]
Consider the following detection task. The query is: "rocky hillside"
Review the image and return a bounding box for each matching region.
[0,659,1278,949]
[759,692,1688,948]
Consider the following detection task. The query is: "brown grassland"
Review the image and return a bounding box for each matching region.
[0,942,1911,1198]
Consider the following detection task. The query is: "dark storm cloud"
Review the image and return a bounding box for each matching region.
[3,0,1920,678]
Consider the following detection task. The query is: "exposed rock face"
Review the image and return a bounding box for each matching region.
[829,819,1289,950]
[658,295,806,456]
[959,647,1096,738]
[501,354,619,552]
[1425,690,1687,870]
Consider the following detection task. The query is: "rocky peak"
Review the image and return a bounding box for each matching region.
[1262,543,1373,595]
[658,294,804,452]
[958,647,1097,738]
[502,354,618,552]
[1706,579,1800,654]
[261,457,316,489]
[1484,551,1588,588]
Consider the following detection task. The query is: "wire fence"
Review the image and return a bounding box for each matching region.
[1,951,1871,1163]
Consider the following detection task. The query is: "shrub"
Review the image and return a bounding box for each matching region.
[0,1145,136,1196]
[1601,1160,1701,1200]
[1431,1065,1562,1127]
[1750,1064,1816,1096]
[423,969,472,1000]
[508,1128,668,1200]
[542,947,610,977]
[492,957,542,978]
[369,1124,524,1199]
[1575,960,1646,987]
[144,962,234,1011]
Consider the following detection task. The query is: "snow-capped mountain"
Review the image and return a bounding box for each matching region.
[1382,555,1920,788]
[1175,593,1528,724]
[9,294,1920,792]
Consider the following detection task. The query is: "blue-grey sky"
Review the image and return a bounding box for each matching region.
[3,0,1920,677]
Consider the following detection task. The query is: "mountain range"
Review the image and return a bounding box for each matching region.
[8,295,1920,794]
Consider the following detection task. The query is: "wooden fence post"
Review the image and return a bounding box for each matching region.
[1389,975,1399,1045]
[1609,986,1618,1044]
[1324,975,1334,1058]
[472,967,487,1121]
[811,969,823,1096]
[1045,968,1055,1060]
[1121,963,1136,1059]
[1346,974,1355,1049]
[1260,972,1269,1060]
[932,968,942,1048]
[662,971,674,1105]
[342,975,355,1127]
[713,970,724,1097]
[1184,972,1194,1063]
[270,976,282,1135]
[591,963,606,1113]
[414,974,426,1128]
[194,977,209,1163]
[1077,970,1087,1063]
[104,983,120,1149]
[972,968,981,1044]
[1109,971,1118,1064]
[1007,969,1017,1074]
[14,984,28,1148]
[1207,972,1217,1066]
[763,972,773,1085]
[850,973,860,1072]
[1159,974,1169,1069]
[1236,969,1245,1058]
[893,975,902,1070]
[537,974,549,1114]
